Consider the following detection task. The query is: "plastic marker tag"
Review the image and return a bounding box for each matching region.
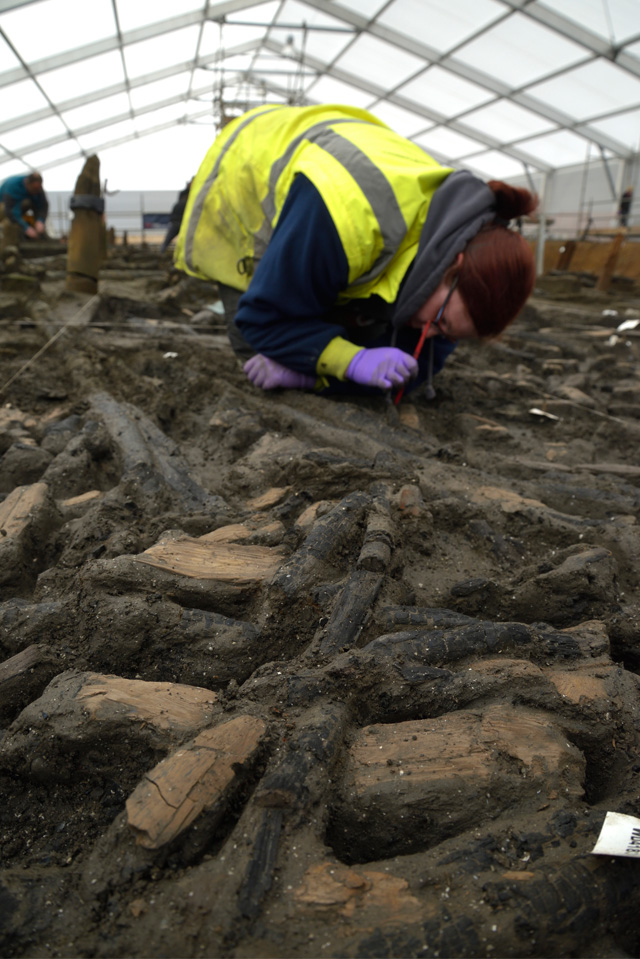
[529,407,560,421]
[617,319,640,332]
[592,811,640,858]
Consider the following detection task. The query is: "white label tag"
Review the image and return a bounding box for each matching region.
[592,811,640,858]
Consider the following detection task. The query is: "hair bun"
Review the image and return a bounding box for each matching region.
[487,180,538,220]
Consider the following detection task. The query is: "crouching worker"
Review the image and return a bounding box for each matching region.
[0,171,48,240]
[175,104,537,398]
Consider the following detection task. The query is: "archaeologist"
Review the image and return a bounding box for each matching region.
[0,171,48,239]
[161,178,193,253]
[175,104,537,397]
[618,187,633,228]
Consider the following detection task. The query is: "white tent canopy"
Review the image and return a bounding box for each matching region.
[1,0,640,194]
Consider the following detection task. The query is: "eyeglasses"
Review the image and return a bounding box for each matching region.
[394,275,459,406]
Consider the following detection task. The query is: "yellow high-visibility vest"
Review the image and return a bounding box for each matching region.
[175,104,452,306]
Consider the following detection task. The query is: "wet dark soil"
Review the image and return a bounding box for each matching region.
[2,247,640,958]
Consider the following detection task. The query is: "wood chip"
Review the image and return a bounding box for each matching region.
[61,490,102,507]
[246,487,291,510]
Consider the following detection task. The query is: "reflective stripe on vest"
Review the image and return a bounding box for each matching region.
[253,121,407,287]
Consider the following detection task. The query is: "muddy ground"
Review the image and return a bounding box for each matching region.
[1,244,640,958]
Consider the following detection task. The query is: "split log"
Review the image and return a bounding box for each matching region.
[1,670,220,780]
[293,861,422,925]
[136,534,284,584]
[199,520,286,547]
[0,482,61,594]
[58,594,264,686]
[328,704,586,861]
[365,616,603,675]
[82,553,253,615]
[89,391,230,515]
[126,715,267,849]
[0,598,66,657]
[0,481,48,538]
[294,500,334,532]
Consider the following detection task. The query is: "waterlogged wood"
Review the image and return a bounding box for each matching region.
[246,487,291,510]
[90,391,229,514]
[470,485,548,513]
[198,524,252,543]
[574,462,640,478]
[0,643,40,683]
[76,673,218,733]
[0,482,48,537]
[126,715,267,849]
[61,490,102,507]
[0,644,57,725]
[270,491,370,599]
[316,569,383,658]
[136,536,285,583]
[357,502,395,573]
[331,705,585,861]
[238,808,283,919]
[294,501,334,532]
[293,862,422,925]
[198,521,285,546]
[378,606,476,629]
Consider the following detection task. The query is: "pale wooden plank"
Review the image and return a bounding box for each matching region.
[136,538,284,583]
[126,715,267,848]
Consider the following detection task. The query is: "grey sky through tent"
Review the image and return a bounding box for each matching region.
[1,0,640,193]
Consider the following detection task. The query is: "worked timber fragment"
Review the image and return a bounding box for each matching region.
[328,703,586,861]
[66,154,104,294]
[89,391,230,515]
[126,715,268,849]
[0,482,61,594]
[0,644,57,725]
[2,670,220,780]
[268,491,369,600]
[136,533,284,583]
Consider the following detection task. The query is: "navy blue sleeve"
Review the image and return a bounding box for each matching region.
[234,174,350,374]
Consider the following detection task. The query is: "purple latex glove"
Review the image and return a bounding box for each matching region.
[346,347,418,390]
[244,354,316,391]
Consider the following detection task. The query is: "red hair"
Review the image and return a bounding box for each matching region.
[456,181,538,337]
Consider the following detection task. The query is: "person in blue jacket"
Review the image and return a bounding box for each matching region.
[221,172,536,399]
[178,106,537,399]
[0,172,48,239]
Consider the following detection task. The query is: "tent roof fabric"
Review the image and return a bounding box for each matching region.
[1,0,640,181]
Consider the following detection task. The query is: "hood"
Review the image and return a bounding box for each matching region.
[392,170,497,329]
